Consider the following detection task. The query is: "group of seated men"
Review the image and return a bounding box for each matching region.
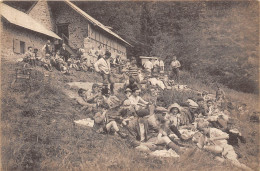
[23,41,91,74]
[23,41,124,75]
[76,76,251,170]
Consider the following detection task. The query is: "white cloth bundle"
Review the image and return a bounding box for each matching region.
[74,118,94,127]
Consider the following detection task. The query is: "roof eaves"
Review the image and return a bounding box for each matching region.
[64,0,132,47]
[26,1,38,14]
[1,3,61,40]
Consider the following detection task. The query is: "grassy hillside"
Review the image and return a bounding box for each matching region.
[1,59,259,170]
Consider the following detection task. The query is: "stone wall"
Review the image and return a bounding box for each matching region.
[28,0,56,32]
[53,3,89,49]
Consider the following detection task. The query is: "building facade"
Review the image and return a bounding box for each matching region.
[1,3,61,60]
[1,0,130,60]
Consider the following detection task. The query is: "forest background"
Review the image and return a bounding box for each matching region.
[6,1,259,94]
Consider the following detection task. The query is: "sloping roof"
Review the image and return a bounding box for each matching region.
[1,3,61,40]
[64,0,132,47]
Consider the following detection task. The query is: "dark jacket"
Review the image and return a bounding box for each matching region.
[134,120,149,142]
[60,47,70,61]
[128,119,158,143]
[197,105,207,116]
[182,107,194,124]
[45,44,52,55]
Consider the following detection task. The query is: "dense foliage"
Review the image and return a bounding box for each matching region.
[76,1,259,94]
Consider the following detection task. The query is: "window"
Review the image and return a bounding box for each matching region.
[13,39,20,53]
[20,41,25,54]
[13,39,25,54]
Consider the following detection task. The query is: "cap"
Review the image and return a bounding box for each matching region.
[187,99,199,108]
[124,88,132,93]
[197,98,204,102]
[136,109,150,117]
[92,83,99,89]
[168,103,181,113]
[155,106,168,113]
[105,51,111,57]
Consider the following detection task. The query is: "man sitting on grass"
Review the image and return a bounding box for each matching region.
[125,76,139,92]
[93,103,127,139]
[166,103,192,141]
[127,109,183,154]
[78,84,102,115]
[128,88,149,111]
[196,98,208,117]
[54,50,70,74]
[101,84,121,109]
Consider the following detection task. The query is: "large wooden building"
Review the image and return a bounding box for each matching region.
[1,0,131,60]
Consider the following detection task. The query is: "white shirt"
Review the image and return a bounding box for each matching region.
[171,60,181,68]
[209,128,229,147]
[129,95,148,110]
[148,78,165,90]
[159,60,164,67]
[144,61,153,70]
[94,58,110,74]
[154,60,160,66]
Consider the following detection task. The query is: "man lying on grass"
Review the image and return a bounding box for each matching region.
[196,122,252,171]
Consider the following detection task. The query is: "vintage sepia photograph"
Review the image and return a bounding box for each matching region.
[1,0,259,170]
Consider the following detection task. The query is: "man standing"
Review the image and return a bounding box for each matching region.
[159,59,164,72]
[41,40,53,71]
[42,40,53,57]
[144,58,153,75]
[215,84,225,102]
[94,51,115,94]
[24,46,36,67]
[154,58,160,68]
[170,55,181,82]
[60,43,70,62]
[127,59,139,82]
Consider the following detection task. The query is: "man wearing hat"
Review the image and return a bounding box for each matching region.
[94,50,115,94]
[170,55,181,82]
[181,99,199,124]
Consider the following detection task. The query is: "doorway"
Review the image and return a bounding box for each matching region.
[57,23,69,44]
